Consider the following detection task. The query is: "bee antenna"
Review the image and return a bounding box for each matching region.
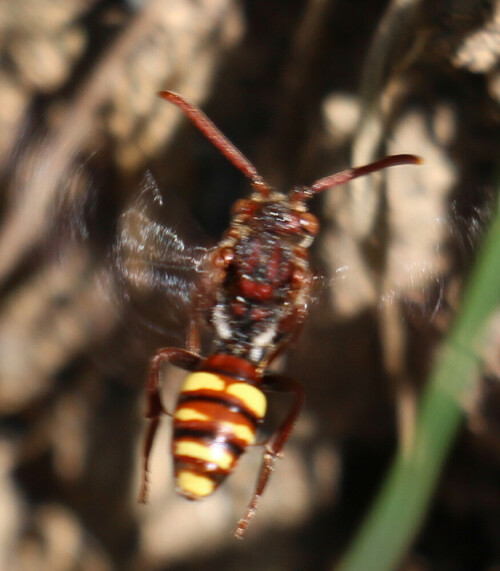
[159,91,270,197]
[304,154,423,197]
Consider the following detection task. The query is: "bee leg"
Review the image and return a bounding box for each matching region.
[139,347,202,503]
[235,375,305,539]
[186,312,201,354]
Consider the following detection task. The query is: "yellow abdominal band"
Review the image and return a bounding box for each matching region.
[182,372,225,392]
[226,382,267,418]
[177,470,215,498]
[175,407,255,445]
[181,372,267,420]
[175,441,234,470]
[221,421,255,445]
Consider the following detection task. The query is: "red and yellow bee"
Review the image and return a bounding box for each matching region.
[135,90,421,537]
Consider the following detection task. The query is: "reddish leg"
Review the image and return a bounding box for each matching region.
[234,375,305,538]
[139,347,202,503]
[186,305,203,355]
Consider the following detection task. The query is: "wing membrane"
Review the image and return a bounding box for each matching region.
[113,172,213,334]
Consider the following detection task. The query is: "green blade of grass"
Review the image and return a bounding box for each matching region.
[338,198,500,571]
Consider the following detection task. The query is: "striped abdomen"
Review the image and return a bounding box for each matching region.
[173,367,267,500]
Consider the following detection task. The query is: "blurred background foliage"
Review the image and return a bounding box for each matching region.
[0,0,499,569]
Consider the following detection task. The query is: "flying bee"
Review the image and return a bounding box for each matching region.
[119,90,421,538]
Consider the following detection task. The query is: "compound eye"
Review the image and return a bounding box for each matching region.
[299,212,319,236]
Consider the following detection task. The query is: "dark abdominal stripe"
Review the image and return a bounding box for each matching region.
[177,393,260,426]
[173,427,245,457]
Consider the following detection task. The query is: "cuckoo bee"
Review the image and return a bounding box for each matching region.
[135,90,422,538]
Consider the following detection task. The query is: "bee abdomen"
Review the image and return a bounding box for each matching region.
[172,370,267,499]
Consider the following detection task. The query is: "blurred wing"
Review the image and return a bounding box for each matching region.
[113,171,214,334]
[317,224,448,328]
[317,195,492,330]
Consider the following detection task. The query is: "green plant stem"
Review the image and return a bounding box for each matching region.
[338,201,500,571]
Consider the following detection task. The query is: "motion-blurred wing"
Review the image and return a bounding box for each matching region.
[113,171,214,334]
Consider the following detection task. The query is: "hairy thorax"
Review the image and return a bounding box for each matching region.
[208,195,314,367]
